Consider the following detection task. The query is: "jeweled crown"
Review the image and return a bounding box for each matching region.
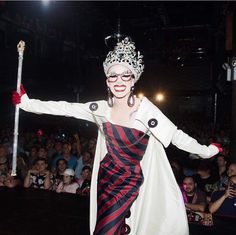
[103,37,144,83]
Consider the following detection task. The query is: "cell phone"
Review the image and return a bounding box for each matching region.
[230,182,236,190]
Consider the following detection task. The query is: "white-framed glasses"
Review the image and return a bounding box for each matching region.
[107,72,134,82]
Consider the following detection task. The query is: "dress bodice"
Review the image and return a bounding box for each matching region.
[102,122,149,166]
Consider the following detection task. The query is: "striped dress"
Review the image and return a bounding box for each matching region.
[94,122,149,235]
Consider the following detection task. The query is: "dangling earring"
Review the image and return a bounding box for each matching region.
[107,87,113,107]
[127,86,135,107]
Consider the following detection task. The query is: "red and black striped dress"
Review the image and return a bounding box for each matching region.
[94,122,149,235]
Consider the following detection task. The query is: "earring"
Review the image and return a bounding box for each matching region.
[127,86,135,107]
[107,87,113,107]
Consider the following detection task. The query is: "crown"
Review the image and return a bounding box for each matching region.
[103,37,144,83]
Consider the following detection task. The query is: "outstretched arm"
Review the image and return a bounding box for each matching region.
[171,129,221,158]
[13,85,94,123]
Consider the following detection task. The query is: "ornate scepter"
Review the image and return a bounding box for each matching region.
[11,40,25,176]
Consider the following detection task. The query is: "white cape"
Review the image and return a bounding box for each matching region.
[19,95,219,235]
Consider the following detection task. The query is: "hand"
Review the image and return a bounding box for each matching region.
[210,143,223,153]
[12,84,26,105]
[224,186,236,199]
[28,169,38,175]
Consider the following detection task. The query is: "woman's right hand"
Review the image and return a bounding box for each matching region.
[12,84,26,105]
[224,186,236,199]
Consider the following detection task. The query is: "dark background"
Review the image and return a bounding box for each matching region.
[0,1,234,135]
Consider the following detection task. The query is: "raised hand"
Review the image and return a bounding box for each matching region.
[12,84,26,105]
[210,143,223,153]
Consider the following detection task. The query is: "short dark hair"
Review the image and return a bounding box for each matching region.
[56,158,67,167]
[183,176,197,184]
[82,165,92,172]
[36,157,48,164]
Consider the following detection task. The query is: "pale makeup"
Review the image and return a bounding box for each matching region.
[106,64,134,99]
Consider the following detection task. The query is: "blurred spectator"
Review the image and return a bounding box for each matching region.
[51,158,67,191]
[181,176,207,213]
[76,165,92,197]
[56,168,79,194]
[87,137,97,156]
[46,139,56,165]
[195,160,218,201]
[52,142,77,170]
[209,175,236,216]
[24,158,51,189]
[28,146,38,168]
[227,163,236,177]
[215,155,229,190]
[75,150,93,178]
[38,146,48,159]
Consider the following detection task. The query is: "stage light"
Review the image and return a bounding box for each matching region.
[42,0,50,7]
[155,93,165,102]
[137,92,144,99]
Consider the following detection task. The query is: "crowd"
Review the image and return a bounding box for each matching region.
[0,124,235,225]
[0,127,94,196]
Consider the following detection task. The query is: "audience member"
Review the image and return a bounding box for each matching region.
[227,163,236,177]
[181,176,207,213]
[28,146,38,168]
[75,150,93,178]
[195,160,218,201]
[76,165,92,196]
[209,175,236,217]
[215,155,229,190]
[24,158,51,189]
[51,158,67,191]
[56,168,79,194]
[52,142,77,170]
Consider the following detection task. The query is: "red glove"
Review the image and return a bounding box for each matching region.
[12,84,26,105]
[211,143,223,153]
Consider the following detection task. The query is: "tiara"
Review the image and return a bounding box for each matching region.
[103,37,144,82]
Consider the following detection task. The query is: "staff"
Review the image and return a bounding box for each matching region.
[11,40,25,176]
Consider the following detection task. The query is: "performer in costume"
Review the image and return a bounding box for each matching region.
[12,37,222,235]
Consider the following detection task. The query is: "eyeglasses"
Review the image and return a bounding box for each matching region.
[107,72,134,82]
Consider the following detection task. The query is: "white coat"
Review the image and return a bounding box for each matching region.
[19,94,219,235]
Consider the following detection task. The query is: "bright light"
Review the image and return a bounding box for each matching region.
[155,93,164,102]
[137,92,144,99]
[42,0,50,6]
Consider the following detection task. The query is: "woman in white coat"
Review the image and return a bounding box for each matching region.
[13,37,221,235]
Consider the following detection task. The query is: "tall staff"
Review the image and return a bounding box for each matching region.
[11,40,25,176]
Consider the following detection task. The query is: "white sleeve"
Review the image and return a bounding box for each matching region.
[171,129,219,159]
[19,93,94,123]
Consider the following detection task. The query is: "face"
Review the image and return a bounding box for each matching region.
[38,148,47,158]
[106,64,134,99]
[57,160,67,172]
[88,138,96,150]
[82,152,91,164]
[63,144,71,155]
[30,147,37,157]
[36,160,47,173]
[63,175,72,184]
[227,164,236,177]
[182,177,196,194]
[55,142,62,152]
[46,139,54,149]
[82,169,92,180]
